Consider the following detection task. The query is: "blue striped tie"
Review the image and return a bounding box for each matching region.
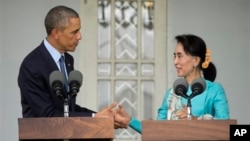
[59,55,69,92]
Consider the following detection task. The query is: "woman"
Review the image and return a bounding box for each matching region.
[114,34,230,133]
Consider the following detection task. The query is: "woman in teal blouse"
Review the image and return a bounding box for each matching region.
[114,34,230,134]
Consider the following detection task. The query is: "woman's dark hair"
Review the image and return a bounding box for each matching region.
[175,34,217,82]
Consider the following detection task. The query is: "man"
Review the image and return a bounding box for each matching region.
[18,5,116,118]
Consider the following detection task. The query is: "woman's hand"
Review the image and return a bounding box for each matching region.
[175,104,197,120]
[114,104,131,129]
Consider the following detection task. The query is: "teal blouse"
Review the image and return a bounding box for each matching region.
[129,80,230,134]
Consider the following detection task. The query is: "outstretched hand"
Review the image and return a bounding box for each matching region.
[94,102,132,129]
[95,102,118,118]
[114,104,131,129]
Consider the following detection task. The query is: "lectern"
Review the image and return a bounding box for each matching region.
[18,117,114,141]
[142,119,237,141]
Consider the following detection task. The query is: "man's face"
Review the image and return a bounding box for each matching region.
[57,18,82,53]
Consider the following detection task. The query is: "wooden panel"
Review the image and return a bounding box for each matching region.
[142,119,237,141]
[18,117,114,140]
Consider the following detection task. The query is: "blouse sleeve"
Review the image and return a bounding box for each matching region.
[129,117,142,134]
[213,83,230,119]
[157,89,171,120]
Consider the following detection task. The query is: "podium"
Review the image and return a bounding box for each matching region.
[142,119,237,141]
[18,117,114,141]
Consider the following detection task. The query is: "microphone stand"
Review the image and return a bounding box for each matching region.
[64,84,70,117]
[64,97,69,117]
[187,98,192,120]
[63,95,69,141]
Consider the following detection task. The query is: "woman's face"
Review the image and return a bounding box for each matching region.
[173,43,197,78]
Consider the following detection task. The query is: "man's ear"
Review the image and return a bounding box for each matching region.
[51,28,60,39]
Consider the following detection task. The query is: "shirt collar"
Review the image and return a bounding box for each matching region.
[43,39,63,63]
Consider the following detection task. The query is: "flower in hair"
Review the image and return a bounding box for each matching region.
[202,48,211,69]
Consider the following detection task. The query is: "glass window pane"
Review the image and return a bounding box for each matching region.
[97,80,111,110]
[115,80,138,139]
[141,63,154,76]
[141,0,154,60]
[115,0,138,60]
[115,63,137,76]
[98,0,111,59]
[142,80,154,119]
[98,63,111,76]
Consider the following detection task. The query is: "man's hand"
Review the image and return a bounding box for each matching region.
[95,102,118,117]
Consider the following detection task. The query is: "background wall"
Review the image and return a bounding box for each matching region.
[0,1,3,140]
[0,0,81,141]
[0,0,249,141]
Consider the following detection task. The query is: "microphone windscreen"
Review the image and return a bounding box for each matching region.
[173,78,188,96]
[191,78,206,94]
[68,70,83,86]
[49,70,64,87]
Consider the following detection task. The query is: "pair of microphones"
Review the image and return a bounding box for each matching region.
[173,78,206,100]
[49,70,83,99]
[173,78,206,119]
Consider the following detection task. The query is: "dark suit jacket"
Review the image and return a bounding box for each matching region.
[18,41,95,117]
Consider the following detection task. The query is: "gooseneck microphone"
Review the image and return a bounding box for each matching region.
[173,78,189,98]
[49,70,65,98]
[68,70,83,97]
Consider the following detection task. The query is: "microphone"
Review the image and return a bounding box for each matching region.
[173,78,206,120]
[49,70,65,98]
[190,78,206,99]
[173,78,188,99]
[68,70,83,97]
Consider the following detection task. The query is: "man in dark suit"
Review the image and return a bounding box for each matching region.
[18,5,116,118]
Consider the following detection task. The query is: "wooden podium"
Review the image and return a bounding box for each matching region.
[142,119,237,141]
[18,117,114,141]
